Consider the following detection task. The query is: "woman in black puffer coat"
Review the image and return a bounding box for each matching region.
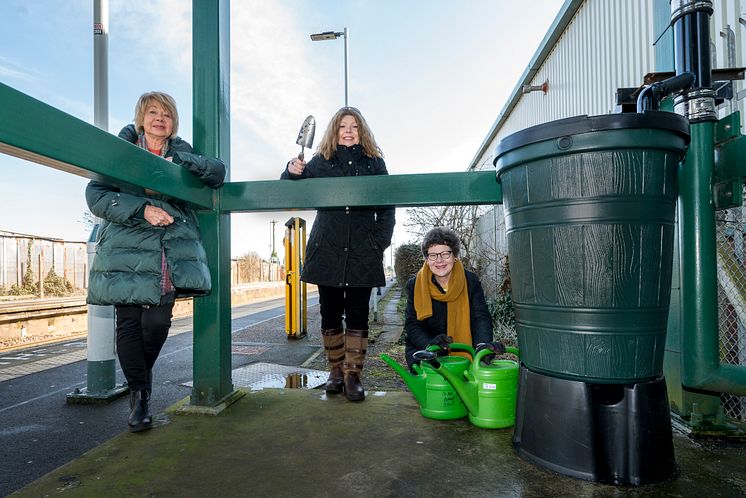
[87,91,225,432]
[281,107,395,402]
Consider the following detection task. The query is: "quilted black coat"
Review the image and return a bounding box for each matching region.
[281,144,395,288]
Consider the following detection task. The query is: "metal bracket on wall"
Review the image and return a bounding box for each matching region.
[714,111,746,210]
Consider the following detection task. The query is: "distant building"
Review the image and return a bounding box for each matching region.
[0,230,88,292]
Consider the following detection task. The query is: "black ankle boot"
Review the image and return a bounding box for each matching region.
[128,389,153,432]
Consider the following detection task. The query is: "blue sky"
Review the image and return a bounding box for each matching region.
[0,0,563,259]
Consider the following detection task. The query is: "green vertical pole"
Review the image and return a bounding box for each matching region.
[679,122,746,394]
[678,121,720,387]
[188,0,238,410]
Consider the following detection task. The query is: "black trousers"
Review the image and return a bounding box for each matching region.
[115,292,175,392]
[317,285,372,330]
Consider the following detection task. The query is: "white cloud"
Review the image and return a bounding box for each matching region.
[0,56,36,83]
[229,3,337,181]
[109,0,192,79]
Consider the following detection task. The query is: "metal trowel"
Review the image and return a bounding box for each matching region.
[296,115,316,161]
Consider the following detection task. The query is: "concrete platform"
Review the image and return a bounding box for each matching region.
[12,388,746,497]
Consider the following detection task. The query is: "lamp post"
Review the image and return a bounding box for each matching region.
[310,28,349,106]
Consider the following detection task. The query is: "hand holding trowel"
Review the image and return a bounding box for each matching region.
[287,115,315,176]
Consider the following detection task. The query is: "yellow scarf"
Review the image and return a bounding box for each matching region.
[413,259,471,357]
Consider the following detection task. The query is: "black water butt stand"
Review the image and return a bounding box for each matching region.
[513,367,676,485]
[493,112,691,485]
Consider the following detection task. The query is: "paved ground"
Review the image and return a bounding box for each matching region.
[4,282,746,497]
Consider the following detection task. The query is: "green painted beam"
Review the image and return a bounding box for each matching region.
[190,0,235,409]
[221,171,503,212]
[0,82,213,209]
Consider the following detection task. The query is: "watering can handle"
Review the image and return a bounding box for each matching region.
[450,342,476,358]
[413,349,441,369]
[426,342,475,358]
[505,346,520,357]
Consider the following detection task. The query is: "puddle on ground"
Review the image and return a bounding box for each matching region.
[184,362,330,390]
[250,371,328,390]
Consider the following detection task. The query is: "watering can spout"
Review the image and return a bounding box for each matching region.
[380,354,427,405]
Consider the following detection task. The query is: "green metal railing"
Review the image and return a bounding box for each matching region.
[0,1,503,410]
[3,0,745,414]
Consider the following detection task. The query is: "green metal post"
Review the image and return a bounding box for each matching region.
[679,121,746,394]
[187,0,240,411]
[679,121,718,386]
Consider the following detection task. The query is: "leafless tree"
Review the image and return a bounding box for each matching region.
[404,205,483,267]
[235,251,265,283]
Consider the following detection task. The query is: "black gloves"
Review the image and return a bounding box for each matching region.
[427,334,453,353]
[476,341,507,366]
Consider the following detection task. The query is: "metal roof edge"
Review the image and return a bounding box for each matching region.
[467,0,585,171]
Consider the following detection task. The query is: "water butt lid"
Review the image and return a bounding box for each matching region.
[492,111,690,167]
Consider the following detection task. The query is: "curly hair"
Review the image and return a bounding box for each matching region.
[421,227,461,258]
[133,91,179,138]
[316,107,382,160]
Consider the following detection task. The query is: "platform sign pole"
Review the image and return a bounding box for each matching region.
[68,0,127,404]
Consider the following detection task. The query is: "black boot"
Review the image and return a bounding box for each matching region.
[146,369,153,398]
[128,389,153,433]
[128,371,152,409]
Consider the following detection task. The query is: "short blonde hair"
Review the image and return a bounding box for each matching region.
[133,91,179,137]
[317,107,382,160]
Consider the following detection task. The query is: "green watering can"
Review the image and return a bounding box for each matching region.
[415,344,520,429]
[380,343,476,420]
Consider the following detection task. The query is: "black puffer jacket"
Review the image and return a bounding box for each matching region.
[404,270,494,368]
[86,125,226,306]
[281,144,395,287]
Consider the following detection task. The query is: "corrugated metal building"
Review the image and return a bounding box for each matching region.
[471,0,746,422]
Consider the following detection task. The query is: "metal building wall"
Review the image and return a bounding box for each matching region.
[472,0,656,173]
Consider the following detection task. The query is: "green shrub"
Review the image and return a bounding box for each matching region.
[43,267,74,297]
[394,243,423,286]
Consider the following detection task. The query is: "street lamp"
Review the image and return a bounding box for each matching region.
[310,28,349,106]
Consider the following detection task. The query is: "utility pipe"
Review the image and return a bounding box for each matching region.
[673,0,746,394]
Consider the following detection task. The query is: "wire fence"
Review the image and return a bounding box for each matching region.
[715,207,746,422]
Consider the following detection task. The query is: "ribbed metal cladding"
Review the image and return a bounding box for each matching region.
[474,0,746,173]
[473,0,656,173]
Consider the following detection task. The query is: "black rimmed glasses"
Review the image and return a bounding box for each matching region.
[426,250,453,262]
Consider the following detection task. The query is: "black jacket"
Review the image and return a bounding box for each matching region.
[404,269,494,367]
[281,144,395,287]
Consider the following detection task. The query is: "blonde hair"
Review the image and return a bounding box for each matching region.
[133,91,179,137]
[317,107,382,160]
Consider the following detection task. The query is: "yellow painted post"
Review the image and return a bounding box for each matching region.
[299,218,307,337]
[284,217,307,339]
[284,221,293,336]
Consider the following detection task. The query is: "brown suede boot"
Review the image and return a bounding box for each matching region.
[322,328,344,393]
[343,329,368,402]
